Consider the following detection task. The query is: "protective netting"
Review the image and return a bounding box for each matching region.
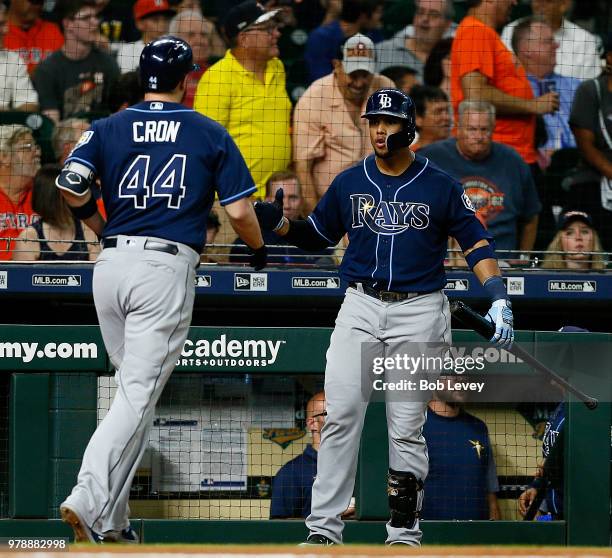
[95,373,563,521]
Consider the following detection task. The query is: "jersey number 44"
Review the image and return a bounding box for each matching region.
[119,154,187,209]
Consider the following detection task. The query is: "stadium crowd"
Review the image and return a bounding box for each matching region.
[0,0,609,266]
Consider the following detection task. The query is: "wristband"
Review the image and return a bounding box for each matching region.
[464,243,496,269]
[483,276,508,302]
[69,195,98,220]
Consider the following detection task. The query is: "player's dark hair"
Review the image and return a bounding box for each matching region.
[465,0,483,8]
[109,71,145,113]
[409,85,448,119]
[511,16,548,54]
[423,38,453,88]
[265,170,301,198]
[32,164,72,228]
[341,0,381,23]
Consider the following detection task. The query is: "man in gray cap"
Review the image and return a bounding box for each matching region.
[293,33,394,212]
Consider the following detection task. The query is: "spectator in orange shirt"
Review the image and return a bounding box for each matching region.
[450,0,559,166]
[0,125,41,260]
[4,0,64,74]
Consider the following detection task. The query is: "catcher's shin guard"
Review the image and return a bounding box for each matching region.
[387,469,424,529]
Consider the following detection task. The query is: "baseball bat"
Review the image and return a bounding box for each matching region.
[449,300,598,410]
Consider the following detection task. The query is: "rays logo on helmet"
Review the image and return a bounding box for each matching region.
[351,194,430,234]
[462,192,476,212]
[379,93,392,109]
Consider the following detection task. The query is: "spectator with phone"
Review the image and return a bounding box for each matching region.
[513,16,580,161]
[450,0,560,168]
[501,0,603,81]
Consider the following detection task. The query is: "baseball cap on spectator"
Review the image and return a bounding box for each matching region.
[342,34,376,75]
[223,1,281,41]
[558,326,589,333]
[134,0,177,21]
[557,210,593,230]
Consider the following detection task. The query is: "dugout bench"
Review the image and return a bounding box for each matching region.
[0,326,609,546]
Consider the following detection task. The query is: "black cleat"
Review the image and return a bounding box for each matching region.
[298,533,336,546]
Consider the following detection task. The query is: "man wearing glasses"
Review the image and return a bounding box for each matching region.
[194,0,292,200]
[270,392,355,519]
[32,0,119,123]
[0,125,41,260]
[376,0,456,81]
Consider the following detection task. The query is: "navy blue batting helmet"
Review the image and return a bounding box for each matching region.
[362,88,416,152]
[140,36,199,93]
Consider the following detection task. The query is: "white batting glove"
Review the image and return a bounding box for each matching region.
[485,299,514,348]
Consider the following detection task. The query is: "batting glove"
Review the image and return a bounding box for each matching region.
[249,245,267,271]
[485,299,514,348]
[254,188,285,231]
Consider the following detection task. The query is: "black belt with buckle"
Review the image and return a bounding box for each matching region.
[102,237,179,256]
[349,282,421,303]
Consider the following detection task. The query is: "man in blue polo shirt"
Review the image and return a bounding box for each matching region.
[421,379,500,520]
[270,392,326,518]
[513,17,580,156]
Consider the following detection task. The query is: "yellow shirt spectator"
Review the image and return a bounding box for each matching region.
[194,50,292,199]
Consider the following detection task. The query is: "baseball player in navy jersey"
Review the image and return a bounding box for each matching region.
[255,88,514,546]
[55,36,266,543]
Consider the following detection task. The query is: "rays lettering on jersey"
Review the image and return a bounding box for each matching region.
[350,194,430,234]
[133,121,181,143]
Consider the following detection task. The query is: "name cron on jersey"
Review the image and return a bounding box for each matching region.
[350,194,430,234]
[132,120,181,143]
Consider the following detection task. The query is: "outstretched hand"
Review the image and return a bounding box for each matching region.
[254,188,285,231]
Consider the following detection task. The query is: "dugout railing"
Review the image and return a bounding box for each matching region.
[0,325,609,546]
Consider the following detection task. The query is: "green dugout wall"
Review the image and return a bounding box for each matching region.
[0,326,609,545]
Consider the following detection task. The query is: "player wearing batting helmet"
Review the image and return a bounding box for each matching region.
[56,36,266,543]
[255,88,514,545]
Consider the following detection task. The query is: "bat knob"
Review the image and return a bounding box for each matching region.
[585,398,598,410]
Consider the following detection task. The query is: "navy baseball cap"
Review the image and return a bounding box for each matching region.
[557,210,593,230]
[223,1,280,40]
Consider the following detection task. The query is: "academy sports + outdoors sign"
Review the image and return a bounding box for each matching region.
[0,326,330,374]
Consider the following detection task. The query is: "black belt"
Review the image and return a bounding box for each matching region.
[102,237,179,256]
[349,282,421,303]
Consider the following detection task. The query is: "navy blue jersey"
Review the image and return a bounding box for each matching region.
[67,101,255,253]
[421,408,498,520]
[270,444,317,518]
[541,402,565,517]
[308,154,490,292]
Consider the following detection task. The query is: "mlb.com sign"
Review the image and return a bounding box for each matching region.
[0,341,98,362]
[32,274,81,287]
